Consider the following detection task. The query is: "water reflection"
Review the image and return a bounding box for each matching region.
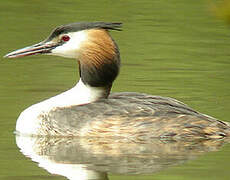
[16,135,229,180]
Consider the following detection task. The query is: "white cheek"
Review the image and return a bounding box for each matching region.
[51,31,87,58]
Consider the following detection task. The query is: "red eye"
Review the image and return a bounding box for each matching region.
[61,35,70,42]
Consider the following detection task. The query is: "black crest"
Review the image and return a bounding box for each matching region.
[46,22,122,41]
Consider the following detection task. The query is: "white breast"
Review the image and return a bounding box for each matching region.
[16,79,106,135]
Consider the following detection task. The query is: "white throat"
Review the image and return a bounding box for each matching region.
[46,78,106,107]
[16,78,107,135]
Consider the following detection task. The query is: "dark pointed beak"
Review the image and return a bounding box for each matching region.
[4,41,59,58]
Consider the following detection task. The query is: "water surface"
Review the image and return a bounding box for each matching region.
[1,0,230,179]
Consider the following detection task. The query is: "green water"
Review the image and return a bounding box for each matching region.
[1,0,230,179]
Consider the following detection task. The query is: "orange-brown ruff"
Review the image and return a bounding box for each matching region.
[80,29,117,68]
[4,22,230,140]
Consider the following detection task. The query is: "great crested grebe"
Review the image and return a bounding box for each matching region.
[4,22,230,139]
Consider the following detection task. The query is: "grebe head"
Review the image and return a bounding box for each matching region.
[5,22,122,88]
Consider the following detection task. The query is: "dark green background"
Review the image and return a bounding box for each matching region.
[1,0,230,179]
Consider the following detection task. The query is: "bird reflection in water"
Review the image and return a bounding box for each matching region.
[16,134,229,180]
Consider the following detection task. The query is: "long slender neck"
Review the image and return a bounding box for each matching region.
[46,29,120,108]
[48,79,109,107]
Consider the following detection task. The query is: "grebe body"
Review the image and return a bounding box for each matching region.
[5,22,230,139]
